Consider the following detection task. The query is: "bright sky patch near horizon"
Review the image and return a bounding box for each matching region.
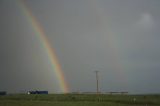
[0,0,160,94]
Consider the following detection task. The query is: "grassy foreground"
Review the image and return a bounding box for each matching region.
[0,94,160,106]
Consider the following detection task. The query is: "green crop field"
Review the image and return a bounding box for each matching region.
[0,94,160,106]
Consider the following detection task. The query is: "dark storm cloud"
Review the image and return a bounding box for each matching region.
[0,0,160,94]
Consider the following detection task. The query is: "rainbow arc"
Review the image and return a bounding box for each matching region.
[17,0,69,93]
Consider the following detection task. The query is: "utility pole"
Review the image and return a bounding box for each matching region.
[95,71,99,94]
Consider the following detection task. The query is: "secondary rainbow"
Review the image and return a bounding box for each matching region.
[88,0,128,84]
[17,0,69,93]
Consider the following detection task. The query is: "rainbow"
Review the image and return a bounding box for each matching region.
[88,0,128,84]
[17,0,69,93]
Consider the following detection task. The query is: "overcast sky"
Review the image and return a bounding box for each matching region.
[0,0,160,94]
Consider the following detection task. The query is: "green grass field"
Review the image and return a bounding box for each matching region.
[0,94,160,106]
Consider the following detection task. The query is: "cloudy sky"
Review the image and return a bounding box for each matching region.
[0,0,160,94]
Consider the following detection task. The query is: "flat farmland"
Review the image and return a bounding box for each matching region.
[0,94,160,106]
